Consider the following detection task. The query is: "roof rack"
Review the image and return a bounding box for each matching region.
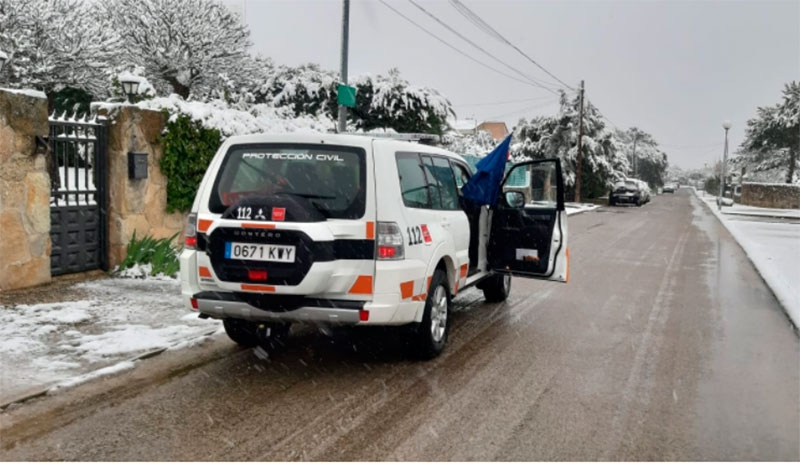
[344,132,441,144]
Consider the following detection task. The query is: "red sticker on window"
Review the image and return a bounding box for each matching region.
[272,207,286,221]
[420,224,432,243]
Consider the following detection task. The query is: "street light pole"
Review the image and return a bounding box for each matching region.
[718,120,732,210]
[337,0,350,133]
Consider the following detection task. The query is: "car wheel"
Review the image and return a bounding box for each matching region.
[410,270,450,360]
[635,197,642,207]
[481,273,512,302]
[223,318,290,349]
[223,318,260,347]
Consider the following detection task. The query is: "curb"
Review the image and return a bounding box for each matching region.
[565,206,599,217]
[0,328,220,410]
[693,190,798,330]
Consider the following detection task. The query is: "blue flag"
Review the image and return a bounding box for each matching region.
[462,134,512,206]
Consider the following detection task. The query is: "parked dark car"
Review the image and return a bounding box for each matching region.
[609,179,648,206]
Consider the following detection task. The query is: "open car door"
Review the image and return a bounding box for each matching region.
[488,159,569,282]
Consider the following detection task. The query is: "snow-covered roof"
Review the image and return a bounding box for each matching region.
[453,119,477,131]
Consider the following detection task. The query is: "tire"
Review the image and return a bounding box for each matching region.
[481,273,512,303]
[223,318,290,349]
[410,270,450,360]
[635,197,642,207]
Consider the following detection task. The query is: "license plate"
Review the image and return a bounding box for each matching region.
[224,242,296,263]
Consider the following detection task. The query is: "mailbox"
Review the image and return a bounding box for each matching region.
[128,152,148,179]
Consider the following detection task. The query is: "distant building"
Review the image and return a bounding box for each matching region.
[453,119,478,135]
[476,121,509,141]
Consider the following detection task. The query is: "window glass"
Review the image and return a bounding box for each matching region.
[431,156,460,210]
[210,144,365,219]
[396,153,430,208]
[502,161,558,209]
[451,162,471,189]
[421,156,443,209]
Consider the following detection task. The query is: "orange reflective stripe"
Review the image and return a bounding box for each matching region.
[459,264,468,279]
[349,275,373,295]
[400,281,414,300]
[565,247,570,283]
[366,221,375,240]
[412,294,427,301]
[198,219,213,233]
[198,266,212,278]
[241,284,275,292]
[241,223,276,229]
[427,276,432,292]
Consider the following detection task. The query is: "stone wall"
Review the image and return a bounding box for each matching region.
[0,89,51,291]
[105,106,186,268]
[740,182,800,209]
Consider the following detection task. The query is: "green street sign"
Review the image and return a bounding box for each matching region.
[337,84,357,108]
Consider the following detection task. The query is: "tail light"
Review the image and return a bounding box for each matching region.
[184,213,197,249]
[377,222,404,260]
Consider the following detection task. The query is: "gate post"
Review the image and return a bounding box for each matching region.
[104,106,184,268]
[0,89,51,291]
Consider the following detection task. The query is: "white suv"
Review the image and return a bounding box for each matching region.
[180,133,569,358]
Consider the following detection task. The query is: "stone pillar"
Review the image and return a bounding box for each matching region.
[105,106,186,268]
[0,89,51,291]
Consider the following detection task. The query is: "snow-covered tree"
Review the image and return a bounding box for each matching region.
[0,0,119,97]
[737,81,800,184]
[349,69,454,134]
[616,127,668,188]
[103,0,253,100]
[441,129,497,156]
[512,92,626,199]
[259,63,338,117]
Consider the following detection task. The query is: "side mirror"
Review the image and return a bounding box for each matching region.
[505,190,525,208]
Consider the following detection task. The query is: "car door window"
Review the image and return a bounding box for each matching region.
[420,156,443,209]
[431,156,460,210]
[396,152,430,208]
[451,162,471,190]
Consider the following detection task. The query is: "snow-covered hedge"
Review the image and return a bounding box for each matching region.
[137,95,334,137]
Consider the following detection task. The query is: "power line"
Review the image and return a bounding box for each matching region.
[659,142,724,149]
[456,96,556,107]
[449,0,575,91]
[405,0,560,94]
[377,0,562,95]
[487,98,560,120]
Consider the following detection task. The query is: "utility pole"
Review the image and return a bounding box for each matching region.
[631,130,638,178]
[337,0,350,133]
[575,80,585,202]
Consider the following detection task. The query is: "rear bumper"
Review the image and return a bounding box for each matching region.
[610,194,638,203]
[194,295,363,324]
[187,290,418,326]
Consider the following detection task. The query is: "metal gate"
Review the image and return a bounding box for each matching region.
[48,114,108,275]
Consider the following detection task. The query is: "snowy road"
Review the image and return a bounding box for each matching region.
[1,189,798,460]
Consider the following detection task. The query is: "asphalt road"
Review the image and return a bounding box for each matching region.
[1,189,798,460]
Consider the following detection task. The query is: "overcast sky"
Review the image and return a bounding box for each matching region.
[232,0,798,169]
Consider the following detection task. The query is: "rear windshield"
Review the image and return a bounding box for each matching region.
[209,143,366,219]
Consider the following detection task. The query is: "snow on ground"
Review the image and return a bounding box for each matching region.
[565,202,600,216]
[695,189,800,327]
[0,277,220,404]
